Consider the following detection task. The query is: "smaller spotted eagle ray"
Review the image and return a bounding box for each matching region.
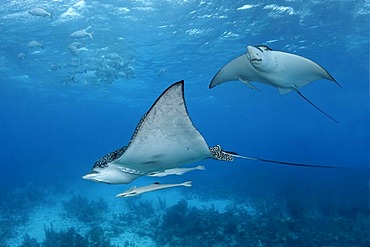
[209,45,341,122]
[83,80,337,185]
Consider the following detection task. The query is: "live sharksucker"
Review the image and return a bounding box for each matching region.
[147,165,205,177]
[116,181,193,197]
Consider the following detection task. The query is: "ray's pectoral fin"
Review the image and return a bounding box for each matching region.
[278,87,293,95]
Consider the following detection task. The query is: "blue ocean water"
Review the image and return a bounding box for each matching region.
[0,0,369,246]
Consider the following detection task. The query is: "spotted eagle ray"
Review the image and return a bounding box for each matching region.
[83,80,338,185]
[209,45,341,122]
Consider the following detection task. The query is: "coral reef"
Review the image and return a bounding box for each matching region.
[15,224,113,247]
[157,196,167,211]
[43,224,89,247]
[2,183,369,246]
[109,198,159,239]
[19,234,39,247]
[0,185,50,244]
[155,199,241,247]
[62,195,108,224]
[85,225,111,247]
[152,199,369,247]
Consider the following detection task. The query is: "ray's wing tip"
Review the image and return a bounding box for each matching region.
[171,80,185,91]
[334,80,342,88]
[173,80,184,86]
[209,70,224,89]
[329,75,341,88]
[325,70,341,88]
[209,79,218,89]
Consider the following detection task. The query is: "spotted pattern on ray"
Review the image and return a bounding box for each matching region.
[209,145,234,161]
[93,146,128,168]
[127,113,148,146]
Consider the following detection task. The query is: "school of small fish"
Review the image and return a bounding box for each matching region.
[19,7,136,85]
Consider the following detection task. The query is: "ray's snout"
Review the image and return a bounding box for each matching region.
[82,172,98,181]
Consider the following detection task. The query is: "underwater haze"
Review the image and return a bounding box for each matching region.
[0,0,369,246]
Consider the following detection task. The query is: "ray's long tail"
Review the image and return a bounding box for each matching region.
[210,145,341,168]
[296,90,337,123]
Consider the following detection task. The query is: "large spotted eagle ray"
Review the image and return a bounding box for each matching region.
[83,80,337,185]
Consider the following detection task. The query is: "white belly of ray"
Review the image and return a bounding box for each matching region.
[262,51,335,91]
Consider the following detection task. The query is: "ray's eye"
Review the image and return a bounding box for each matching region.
[258,45,272,51]
[256,46,264,52]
